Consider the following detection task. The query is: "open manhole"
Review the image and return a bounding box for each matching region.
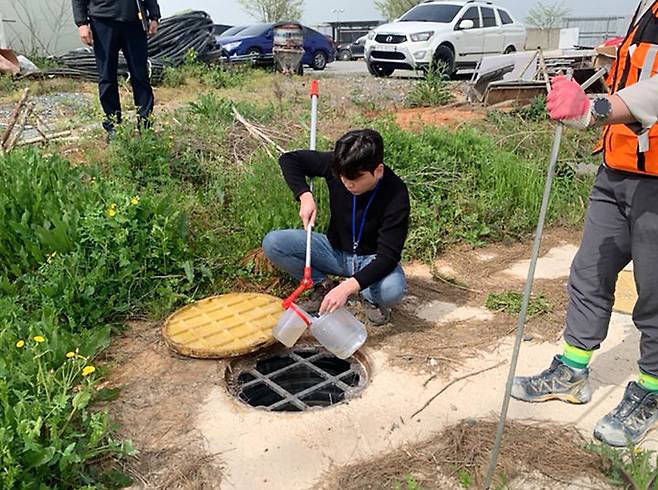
[227,346,368,412]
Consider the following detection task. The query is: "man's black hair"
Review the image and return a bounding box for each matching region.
[332,129,384,180]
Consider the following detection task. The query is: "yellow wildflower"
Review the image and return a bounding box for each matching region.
[66,351,76,359]
[33,336,45,343]
[46,251,57,264]
[130,196,140,205]
[107,203,117,217]
[16,340,25,348]
[82,366,96,377]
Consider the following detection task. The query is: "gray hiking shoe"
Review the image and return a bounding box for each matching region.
[511,355,591,404]
[594,382,658,447]
[362,300,391,326]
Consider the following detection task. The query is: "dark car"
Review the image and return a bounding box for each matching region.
[215,25,248,46]
[218,23,336,70]
[219,25,248,39]
[337,35,366,61]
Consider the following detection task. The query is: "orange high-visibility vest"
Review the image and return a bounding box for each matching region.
[600,1,658,175]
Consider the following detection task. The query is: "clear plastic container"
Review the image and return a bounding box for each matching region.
[310,308,367,359]
[272,304,311,347]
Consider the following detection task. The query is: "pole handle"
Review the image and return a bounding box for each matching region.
[310,80,319,97]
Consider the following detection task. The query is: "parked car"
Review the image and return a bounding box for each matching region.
[218,25,248,39]
[218,23,337,70]
[215,25,248,46]
[364,0,526,77]
[337,36,366,61]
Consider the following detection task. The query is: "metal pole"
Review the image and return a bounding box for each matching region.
[483,70,578,489]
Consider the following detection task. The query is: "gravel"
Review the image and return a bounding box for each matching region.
[0,92,91,140]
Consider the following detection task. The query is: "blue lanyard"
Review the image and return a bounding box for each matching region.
[352,181,381,254]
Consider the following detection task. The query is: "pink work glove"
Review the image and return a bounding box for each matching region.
[546,75,589,121]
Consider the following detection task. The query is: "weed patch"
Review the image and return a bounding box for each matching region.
[406,65,454,108]
[0,299,134,488]
[159,52,251,89]
[485,290,553,317]
[588,442,658,489]
[0,147,202,485]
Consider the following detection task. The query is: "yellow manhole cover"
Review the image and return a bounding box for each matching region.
[163,293,283,359]
[613,270,637,315]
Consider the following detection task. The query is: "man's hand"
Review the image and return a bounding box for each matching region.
[547,75,589,121]
[148,20,158,38]
[78,25,93,46]
[319,278,361,315]
[299,192,317,230]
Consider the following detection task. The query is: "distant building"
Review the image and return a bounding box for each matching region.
[315,20,384,44]
[0,0,80,55]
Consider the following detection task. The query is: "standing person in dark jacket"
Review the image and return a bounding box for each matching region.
[71,0,161,138]
[262,129,410,325]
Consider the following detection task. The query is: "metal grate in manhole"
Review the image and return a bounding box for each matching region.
[228,346,368,412]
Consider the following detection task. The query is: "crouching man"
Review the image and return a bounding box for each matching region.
[263,129,410,325]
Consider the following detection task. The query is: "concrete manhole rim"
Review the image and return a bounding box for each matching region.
[224,341,371,413]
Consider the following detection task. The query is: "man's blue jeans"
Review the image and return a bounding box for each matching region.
[262,230,406,307]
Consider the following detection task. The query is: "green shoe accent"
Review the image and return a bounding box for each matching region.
[562,344,593,370]
[639,373,658,392]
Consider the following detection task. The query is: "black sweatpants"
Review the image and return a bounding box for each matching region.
[90,17,154,131]
[564,165,658,376]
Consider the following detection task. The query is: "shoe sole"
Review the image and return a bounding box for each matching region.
[594,420,658,447]
[512,392,590,404]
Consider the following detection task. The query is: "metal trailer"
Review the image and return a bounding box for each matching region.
[564,16,629,47]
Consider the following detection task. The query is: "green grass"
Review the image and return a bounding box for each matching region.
[376,121,592,258]
[485,291,553,317]
[159,51,252,89]
[0,299,135,488]
[394,475,422,490]
[0,146,201,485]
[587,442,658,489]
[406,64,454,108]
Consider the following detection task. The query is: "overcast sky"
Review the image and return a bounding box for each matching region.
[158,0,641,26]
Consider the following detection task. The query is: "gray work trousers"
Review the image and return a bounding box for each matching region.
[564,165,658,376]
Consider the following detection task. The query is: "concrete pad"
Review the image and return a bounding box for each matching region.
[614,270,637,315]
[416,300,459,323]
[433,260,458,279]
[405,299,493,325]
[403,262,432,281]
[503,244,579,280]
[443,306,494,323]
[475,251,498,262]
[196,311,643,490]
[404,261,457,280]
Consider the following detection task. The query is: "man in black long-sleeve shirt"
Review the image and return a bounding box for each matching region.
[262,129,410,325]
[71,0,161,137]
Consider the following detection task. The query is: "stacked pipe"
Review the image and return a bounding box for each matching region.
[42,48,167,84]
[147,11,222,65]
[36,11,222,84]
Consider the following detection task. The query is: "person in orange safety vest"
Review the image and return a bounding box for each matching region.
[512,0,658,447]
